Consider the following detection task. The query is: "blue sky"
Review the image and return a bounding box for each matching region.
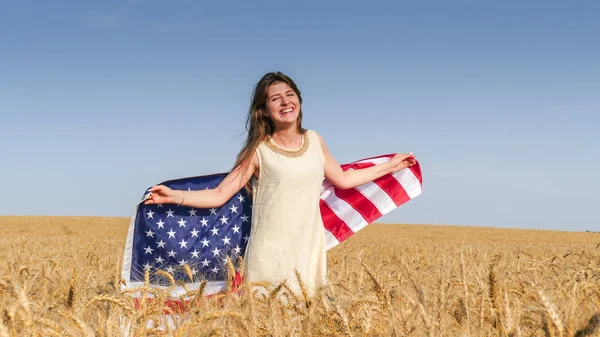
[1,0,598,231]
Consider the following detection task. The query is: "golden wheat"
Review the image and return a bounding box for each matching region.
[1,216,600,336]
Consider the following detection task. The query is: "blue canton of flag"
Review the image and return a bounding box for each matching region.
[121,173,252,294]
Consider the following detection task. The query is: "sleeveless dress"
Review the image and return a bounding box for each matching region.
[243,129,327,298]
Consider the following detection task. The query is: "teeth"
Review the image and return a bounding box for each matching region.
[281,109,293,113]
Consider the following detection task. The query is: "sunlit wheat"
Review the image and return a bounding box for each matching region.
[1,216,599,336]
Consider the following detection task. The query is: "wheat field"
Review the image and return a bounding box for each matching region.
[0,216,599,336]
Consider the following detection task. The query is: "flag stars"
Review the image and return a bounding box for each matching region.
[229,205,238,214]
[136,184,257,283]
[167,229,176,238]
[200,238,210,247]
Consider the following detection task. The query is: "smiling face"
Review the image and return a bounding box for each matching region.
[264,81,301,127]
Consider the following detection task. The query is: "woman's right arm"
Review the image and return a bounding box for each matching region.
[144,153,258,209]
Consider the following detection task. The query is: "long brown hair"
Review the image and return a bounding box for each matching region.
[232,72,306,185]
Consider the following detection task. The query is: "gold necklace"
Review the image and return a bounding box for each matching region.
[265,132,309,158]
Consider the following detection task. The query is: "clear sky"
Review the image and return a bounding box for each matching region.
[1,0,598,231]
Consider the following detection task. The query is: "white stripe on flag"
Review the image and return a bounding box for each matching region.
[124,280,226,298]
[352,156,391,166]
[355,178,397,214]
[343,167,398,216]
[324,230,340,250]
[322,189,367,234]
[394,168,422,198]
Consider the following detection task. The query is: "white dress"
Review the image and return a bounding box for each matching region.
[243,129,327,297]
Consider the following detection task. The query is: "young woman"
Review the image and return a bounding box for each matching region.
[144,72,417,297]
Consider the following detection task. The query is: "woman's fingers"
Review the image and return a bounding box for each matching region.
[144,185,175,205]
[149,185,164,192]
[399,152,414,161]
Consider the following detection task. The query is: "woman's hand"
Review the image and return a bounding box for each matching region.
[144,185,182,205]
[387,152,417,173]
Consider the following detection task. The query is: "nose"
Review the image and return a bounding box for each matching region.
[281,96,291,105]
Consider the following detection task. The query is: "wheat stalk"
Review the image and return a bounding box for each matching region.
[294,269,312,309]
[66,268,77,310]
[84,294,135,314]
[460,250,471,337]
[538,290,564,337]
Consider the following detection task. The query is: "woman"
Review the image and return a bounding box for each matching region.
[144,72,416,297]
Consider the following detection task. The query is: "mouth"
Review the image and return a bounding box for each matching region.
[280,107,295,115]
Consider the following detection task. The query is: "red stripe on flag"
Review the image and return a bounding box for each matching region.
[339,161,410,207]
[375,173,410,206]
[339,153,395,171]
[319,200,354,243]
[333,186,382,223]
[409,163,423,184]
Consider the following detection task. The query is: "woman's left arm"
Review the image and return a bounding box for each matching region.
[317,133,416,190]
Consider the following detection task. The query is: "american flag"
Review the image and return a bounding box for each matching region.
[120,153,422,306]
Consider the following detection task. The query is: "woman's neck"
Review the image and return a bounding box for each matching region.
[271,124,302,148]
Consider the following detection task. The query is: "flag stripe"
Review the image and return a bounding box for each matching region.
[125,280,227,297]
[409,163,423,185]
[396,167,422,199]
[333,185,382,223]
[343,161,410,207]
[376,173,409,206]
[355,174,398,214]
[319,199,353,243]
[340,153,394,168]
[321,186,369,236]
[324,228,340,250]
